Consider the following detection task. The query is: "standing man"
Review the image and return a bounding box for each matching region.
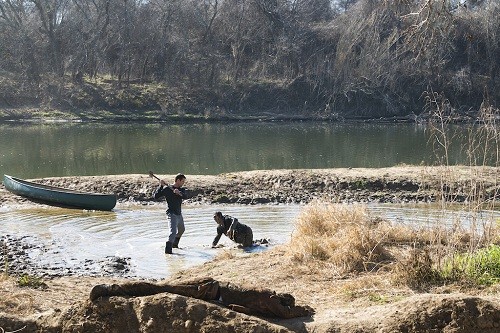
[153,173,187,254]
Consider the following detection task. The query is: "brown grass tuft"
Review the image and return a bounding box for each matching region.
[288,201,394,273]
[0,276,36,315]
[392,247,441,290]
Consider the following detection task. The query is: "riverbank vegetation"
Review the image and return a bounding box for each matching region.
[289,201,500,290]
[286,89,500,296]
[0,0,499,121]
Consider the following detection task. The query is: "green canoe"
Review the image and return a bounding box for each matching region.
[3,175,117,211]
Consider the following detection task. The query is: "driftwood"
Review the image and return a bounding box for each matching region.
[90,277,314,319]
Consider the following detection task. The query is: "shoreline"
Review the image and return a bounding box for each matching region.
[1,166,499,333]
[2,166,499,209]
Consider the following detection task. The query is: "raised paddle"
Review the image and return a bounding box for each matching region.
[148,171,161,181]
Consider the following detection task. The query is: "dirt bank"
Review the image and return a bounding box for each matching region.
[1,247,500,333]
[1,166,499,332]
[2,166,499,209]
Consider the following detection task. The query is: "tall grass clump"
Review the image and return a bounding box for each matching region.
[393,247,443,289]
[288,201,404,273]
[422,91,500,286]
[425,91,499,219]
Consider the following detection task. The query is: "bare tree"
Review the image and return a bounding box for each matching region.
[66,0,110,82]
[0,0,41,81]
[31,0,71,76]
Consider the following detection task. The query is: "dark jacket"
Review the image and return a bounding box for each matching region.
[154,185,186,215]
[213,215,253,247]
[212,215,235,246]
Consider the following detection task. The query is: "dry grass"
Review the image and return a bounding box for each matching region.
[286,200,500,288]
[286,201,439,277]
[0,275,37,316]
[288,201,398,273]
[1,201,497,329]
[0,275,129,320]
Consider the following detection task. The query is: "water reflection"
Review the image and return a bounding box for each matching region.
[368,204,499,230]
[0,122,490,179]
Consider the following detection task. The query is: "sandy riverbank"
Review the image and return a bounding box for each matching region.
[1,166,499,332]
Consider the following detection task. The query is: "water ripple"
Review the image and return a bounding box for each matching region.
[1,203,498,279]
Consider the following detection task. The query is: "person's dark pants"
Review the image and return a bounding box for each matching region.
[234,225,253,247]
[165,212,184,253]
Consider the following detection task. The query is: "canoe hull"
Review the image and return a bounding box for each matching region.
[3,175,116,211]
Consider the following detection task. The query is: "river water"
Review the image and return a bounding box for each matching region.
[1,203,498,280]
[0,122,488,179]
[0,204,302,279]
[1,121,497,279]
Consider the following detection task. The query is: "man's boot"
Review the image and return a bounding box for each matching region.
[173,237,181,248]
[165,241,173,254]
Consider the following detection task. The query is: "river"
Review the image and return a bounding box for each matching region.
[0,122,485,179]
[1,121,497,279]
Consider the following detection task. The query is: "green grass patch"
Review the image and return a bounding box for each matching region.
[368,293,389,304]
[17,274,47,289]
[440,245,500,286]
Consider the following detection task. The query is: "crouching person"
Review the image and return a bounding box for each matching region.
[212,211,253,248]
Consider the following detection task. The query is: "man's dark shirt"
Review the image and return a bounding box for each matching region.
[212,215,237,246]
[154,185,185,215]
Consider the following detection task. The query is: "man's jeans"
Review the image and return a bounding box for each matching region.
[167,212,185,243]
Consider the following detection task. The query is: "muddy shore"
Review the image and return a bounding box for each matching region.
[1,166,499,279]
[1,166,499,333]
[2,166,499,208]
